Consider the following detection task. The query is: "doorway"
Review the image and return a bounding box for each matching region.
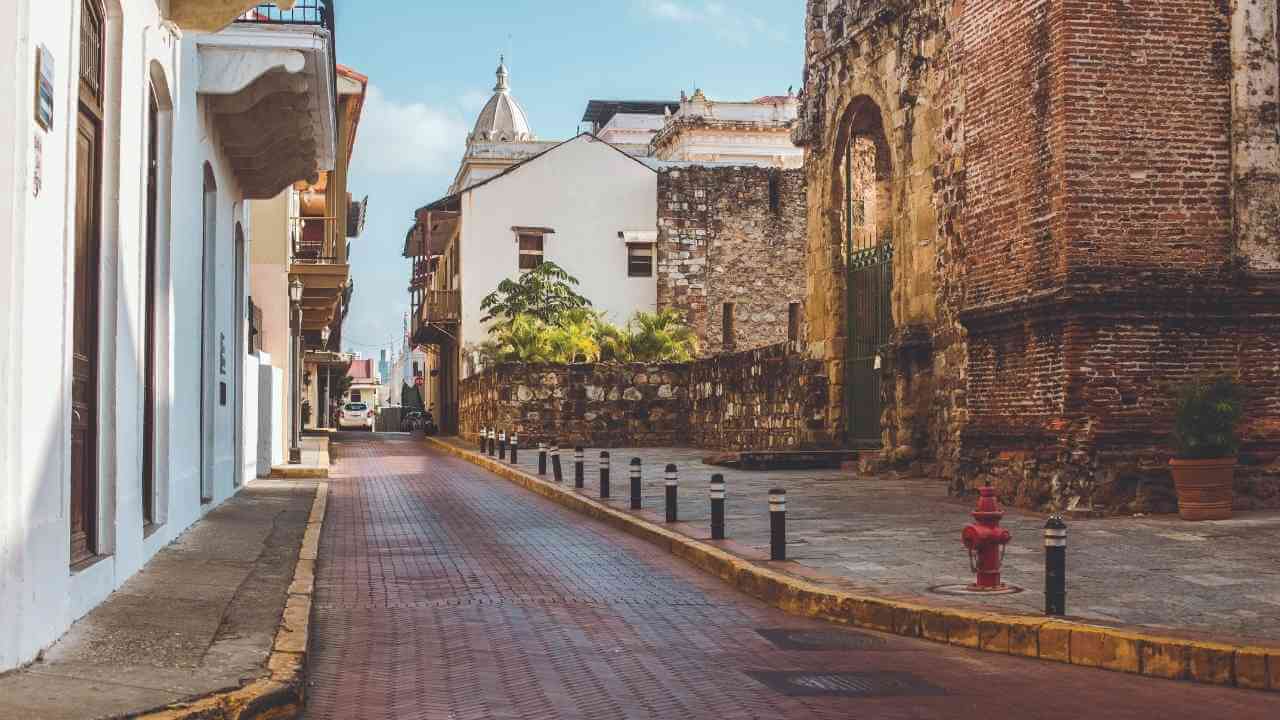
[232,222,246,487]
[199,164,217,503]
[70,0,107,565]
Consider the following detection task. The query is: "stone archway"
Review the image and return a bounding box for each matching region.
[829,98,894,448]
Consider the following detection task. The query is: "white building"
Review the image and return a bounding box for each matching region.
[0,0,336,673]
[651,89,803,168]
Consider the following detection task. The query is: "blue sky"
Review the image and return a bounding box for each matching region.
[337,0,805,359]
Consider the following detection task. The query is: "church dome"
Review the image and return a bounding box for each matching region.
[470,57,533,142]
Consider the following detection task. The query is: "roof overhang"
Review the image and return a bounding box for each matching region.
[403,209,459,258]
[197,24,337,199]
[582,100,680,128]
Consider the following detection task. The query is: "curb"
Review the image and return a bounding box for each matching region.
[134,481,330,719]
[428,437,1280,694]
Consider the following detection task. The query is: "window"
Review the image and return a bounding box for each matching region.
[518,233,544,270]
[351,390,362,402]
[788,301,802,342]
[627,244,653,277]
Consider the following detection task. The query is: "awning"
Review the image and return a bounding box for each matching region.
[618,229,658,243]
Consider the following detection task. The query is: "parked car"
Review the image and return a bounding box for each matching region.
[400,410,438,435]
[338,402,375,431]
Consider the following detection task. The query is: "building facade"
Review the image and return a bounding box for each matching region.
[796,0,1280,512]
[0,0,337,672]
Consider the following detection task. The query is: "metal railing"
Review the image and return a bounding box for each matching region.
[290,216,339,264]
[238,1,332,29]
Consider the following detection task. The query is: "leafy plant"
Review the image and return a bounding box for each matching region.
[621,310,699,363]
[1172,375,1244,459]
[545,309,602,364]
[479,262,592,325]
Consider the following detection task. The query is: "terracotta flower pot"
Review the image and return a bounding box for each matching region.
[1168,457,1235,521]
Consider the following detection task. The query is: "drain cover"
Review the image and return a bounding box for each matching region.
[756,628,888,651]
[747,671,944,698]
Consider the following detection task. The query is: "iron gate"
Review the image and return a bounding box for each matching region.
[844,141,892,448]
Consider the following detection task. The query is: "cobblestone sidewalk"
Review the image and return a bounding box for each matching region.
[451,438,1280,643]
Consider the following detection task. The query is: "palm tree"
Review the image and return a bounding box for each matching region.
[625,310,699,362]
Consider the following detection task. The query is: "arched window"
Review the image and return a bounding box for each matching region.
[833,99,894,447]
[143,64,173,527]
[200,163,217,503]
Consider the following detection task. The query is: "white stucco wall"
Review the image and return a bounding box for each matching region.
[0,0,278,672]
[458,135,658,365]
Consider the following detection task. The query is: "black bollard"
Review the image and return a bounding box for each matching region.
[629,458,643,510]
[664,464,679,523]
[599,451,611,498]
[478,427,487,452]
[769,488,786,561]
[574,447,585,488]
[538,443,547,476]
[710,474,726,540]
[498,431,507,460]
[1044,515,1067,616]
[488,429,496,457]
[510,434,519,465]
[551,443,563,483]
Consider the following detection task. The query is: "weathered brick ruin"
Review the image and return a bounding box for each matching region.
[459,343,830,450]
[656,166,808,354]
[797,0,1280,512]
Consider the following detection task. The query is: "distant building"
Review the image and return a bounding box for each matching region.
[344,359,382,410]
[404,61,809,433]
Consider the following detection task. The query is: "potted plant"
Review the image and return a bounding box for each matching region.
[1169,375,1243,521]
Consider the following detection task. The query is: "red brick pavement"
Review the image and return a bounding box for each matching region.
[306,434,1276,719]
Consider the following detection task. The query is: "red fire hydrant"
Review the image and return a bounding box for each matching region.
[961,482,1012,590]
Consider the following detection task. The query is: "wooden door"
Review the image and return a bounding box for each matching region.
[142,87,159,524]
[71,0,105,564]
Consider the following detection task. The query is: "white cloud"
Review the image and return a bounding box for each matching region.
[639,0,778,46]
[351,84,469,177]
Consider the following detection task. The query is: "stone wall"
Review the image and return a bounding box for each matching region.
[656,165,807,355]
[459,343,831,451]
[795,0,1280,512]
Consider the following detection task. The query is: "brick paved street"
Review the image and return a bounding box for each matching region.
[306,433,1277,719]
[469,440,1280,643]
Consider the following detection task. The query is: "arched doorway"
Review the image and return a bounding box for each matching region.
[832,99,894,448]
[200,163,217,503]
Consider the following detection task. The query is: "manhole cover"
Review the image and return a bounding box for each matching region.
[929,583,1024,596]
[756,628,888,651]
[747,671,944,698]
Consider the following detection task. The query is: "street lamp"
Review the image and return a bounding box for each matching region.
[288,278,304,464]
[319,325,332,429]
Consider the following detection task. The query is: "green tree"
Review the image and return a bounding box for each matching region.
[546,309,602,363]
[622,310,699,362]
[480,262,592,326]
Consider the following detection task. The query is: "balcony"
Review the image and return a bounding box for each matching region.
[195,1,337,199]
[411,290,461,348]
[290,215,349,332]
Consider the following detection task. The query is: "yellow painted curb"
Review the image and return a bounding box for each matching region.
[134,480,330,719]
[430,437,1279,694]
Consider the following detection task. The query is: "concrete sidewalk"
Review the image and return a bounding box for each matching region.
[452,438,1280,644]
[271,435,330,479]
[0,479,317,720]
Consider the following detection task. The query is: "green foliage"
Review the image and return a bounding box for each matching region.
[1172,375,1244,459]
[479,262,592,326]
[479,308,698,367]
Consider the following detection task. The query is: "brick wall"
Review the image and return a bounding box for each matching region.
[458,343,831,451]
[796,0,1280,512]
[656,166,807,355]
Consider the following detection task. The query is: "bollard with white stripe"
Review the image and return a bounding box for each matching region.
[664,464,679,523]
[769,488,786,561]
[1044,515,1067,616]
[551,443,563,483]
[574,446,585,488]
[629,458,643,510]
[710,474,726,540]
[599,451,611,498]
[538,443,547,476]
[490,429,498,457]
[509,434,519,464]
[478,427,487,452]
[498,431,507,460]
[485,429,494,456]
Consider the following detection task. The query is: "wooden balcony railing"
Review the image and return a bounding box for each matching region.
[291,216,340,264]
[420,290,461,325]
